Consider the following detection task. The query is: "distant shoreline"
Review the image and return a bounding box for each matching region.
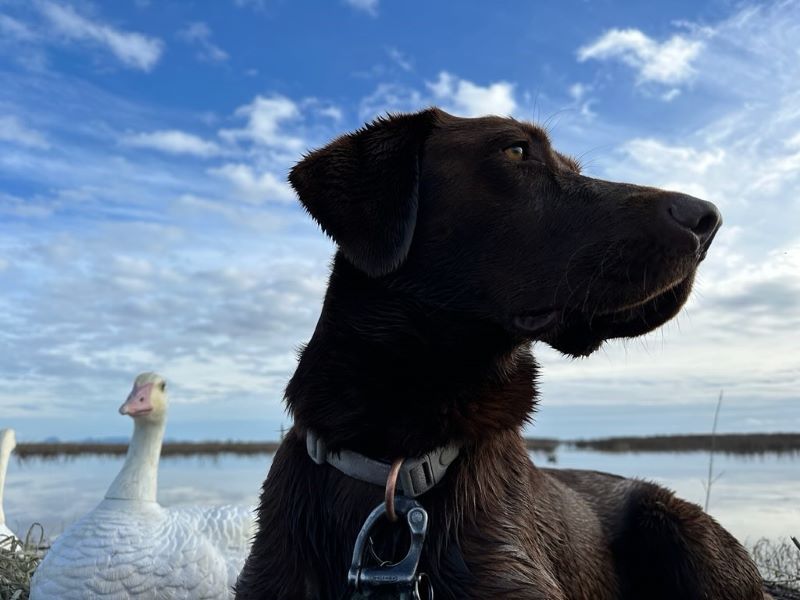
[14,432,800,459]
[525,432,800,455]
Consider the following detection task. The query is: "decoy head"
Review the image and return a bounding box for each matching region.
[119,372,168,423]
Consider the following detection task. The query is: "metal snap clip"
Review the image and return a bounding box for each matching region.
[347,496,430,598]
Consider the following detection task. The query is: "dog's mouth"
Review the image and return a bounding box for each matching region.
[512,272,696,357]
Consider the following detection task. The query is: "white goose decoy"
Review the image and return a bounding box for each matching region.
[31,373,256,600]
[0,428,20,552]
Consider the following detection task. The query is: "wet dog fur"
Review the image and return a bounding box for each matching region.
[235,108,766,599]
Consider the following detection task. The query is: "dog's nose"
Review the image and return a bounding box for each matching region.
[667,194,722,247]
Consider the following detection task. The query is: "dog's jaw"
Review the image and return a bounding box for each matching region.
[541,273,696,356]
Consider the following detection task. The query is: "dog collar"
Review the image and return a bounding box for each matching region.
[306,430,460,498]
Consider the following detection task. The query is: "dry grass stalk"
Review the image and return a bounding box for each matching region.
[0,525,45,600]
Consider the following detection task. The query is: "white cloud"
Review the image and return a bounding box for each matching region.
[175,194,290,230]
[344,0,378,16]
[122,129,221,157]
[567,83,596,118]
[577,28,703,85]
[568,83,587,101]
[359,83,425,120]
[427,71,517,117]
[621,138,725,176]
[703,240,800,323]
[661,88,681,102]
[219,95,303,151]
[359,72,519,121]
[38,1,163,71]
[786,131,800,149]
[387,47,412,72]
[209,163,295,203]
[0,116,49,149]
[318,105,343,121]
[232,0,268,9]
[177,21,228,63]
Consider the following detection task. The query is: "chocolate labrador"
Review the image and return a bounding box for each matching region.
[235,108,766,599]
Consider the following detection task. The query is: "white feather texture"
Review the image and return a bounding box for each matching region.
[0,427,20,551]
[30,373,256,599]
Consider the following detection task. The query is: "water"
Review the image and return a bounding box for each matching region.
[542,448,799,543]
[4,449,798,544]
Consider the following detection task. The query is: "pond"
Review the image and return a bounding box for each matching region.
[4,448,797,544]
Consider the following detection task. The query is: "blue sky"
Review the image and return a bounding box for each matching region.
[0,0,798,441]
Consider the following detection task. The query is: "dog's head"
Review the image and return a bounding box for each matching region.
[290,108,721,357]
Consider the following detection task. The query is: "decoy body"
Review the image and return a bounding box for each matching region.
[0,428,20,552]
[31,373,255,600]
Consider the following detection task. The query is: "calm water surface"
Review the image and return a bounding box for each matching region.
[4,448,797,543]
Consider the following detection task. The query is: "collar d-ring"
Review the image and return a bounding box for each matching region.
[385,458,404,522]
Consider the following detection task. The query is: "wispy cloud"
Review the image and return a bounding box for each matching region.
[387,47,412,72]
[122,129,221,157]
[0,13,36,41]
[0,12,47,70]
[344,0,378,17]
[577,28,703,85]
[209,163,295,203]
[0,116,49,149]
[177,21,228,63]
[359,83,425,120]
[37,1,164,71]
[567,82,596,118]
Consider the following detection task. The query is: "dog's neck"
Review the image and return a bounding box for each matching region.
[286,255,537,459]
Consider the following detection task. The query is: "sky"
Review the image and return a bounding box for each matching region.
[0,0,798,442]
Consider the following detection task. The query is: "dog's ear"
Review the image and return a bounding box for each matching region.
[289,109,438,277]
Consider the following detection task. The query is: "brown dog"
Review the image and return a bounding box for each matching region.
[236,108,766,599]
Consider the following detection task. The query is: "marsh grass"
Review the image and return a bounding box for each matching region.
[1,526,798,598]
[0,525,45,600]
[753,537,800,592]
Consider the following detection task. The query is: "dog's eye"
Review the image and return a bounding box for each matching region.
[503,145,526,161]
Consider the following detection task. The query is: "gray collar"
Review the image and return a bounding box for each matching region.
[306,430,460,498]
